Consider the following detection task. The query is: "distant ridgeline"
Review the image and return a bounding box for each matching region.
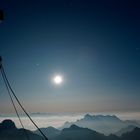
[0,117,140,140]
[60,114,140,135]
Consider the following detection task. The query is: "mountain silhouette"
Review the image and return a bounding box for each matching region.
[35,126,61,139]
[0,120,44,140]
[0,119,16,130]
[0,119,140,140]
[60,114,140,135]
[84,114,120,121]
[54,125,140,140]
[54,124,106,140]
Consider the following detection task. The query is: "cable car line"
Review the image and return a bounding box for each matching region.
[1,67,30,140]
[0,57,48,140]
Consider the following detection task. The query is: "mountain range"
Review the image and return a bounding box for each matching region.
[36,124,140,140]
[59,114,140,135]
[0,119,140,140]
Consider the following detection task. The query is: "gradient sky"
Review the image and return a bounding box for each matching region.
[0,0,140,114]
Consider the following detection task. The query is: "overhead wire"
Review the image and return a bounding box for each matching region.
[0,64,48,140]
[0,67,30,140]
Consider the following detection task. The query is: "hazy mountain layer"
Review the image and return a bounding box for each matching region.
[115,125,136,136]
[60,114,140,135]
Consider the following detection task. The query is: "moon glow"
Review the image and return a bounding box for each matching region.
[53,75,63,84]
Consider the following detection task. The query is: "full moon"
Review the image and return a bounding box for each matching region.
[53,75,63,84]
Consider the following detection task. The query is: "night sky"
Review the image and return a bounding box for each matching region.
[0,0,140,114]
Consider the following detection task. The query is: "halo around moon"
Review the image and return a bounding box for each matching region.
[53,75,63,84]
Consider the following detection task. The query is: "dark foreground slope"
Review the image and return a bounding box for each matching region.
[0,119,44,140]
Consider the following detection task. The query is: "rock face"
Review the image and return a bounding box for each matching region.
[0,120,44,140]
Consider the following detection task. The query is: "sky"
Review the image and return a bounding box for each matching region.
[0,0,140,115]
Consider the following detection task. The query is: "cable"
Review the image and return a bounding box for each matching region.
[1,65,48,140]
[0,67,30,140]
